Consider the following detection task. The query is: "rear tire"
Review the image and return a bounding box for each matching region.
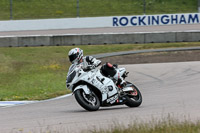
[74,89,100,111]
[125,83,142,107]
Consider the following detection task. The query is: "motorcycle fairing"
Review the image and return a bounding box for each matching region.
[75,68,118,102]
[73,85,91,95]
[86,70,118,102]
[67,65,119,104]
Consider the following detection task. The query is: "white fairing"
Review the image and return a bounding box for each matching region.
[74,85,91,94]
[67,63,124,103]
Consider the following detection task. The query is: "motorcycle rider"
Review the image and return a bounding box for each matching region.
[67,47,126,88]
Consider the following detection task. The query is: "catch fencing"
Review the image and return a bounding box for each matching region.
[0,0,197,20]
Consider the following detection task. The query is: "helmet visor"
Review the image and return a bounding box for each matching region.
[69,53,78,63]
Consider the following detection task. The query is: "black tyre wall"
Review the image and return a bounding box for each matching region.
[74,89,100,111]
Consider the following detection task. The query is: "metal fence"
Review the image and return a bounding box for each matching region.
[0,0,198,20]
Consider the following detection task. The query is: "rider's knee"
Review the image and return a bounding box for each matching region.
[100,62,117,77]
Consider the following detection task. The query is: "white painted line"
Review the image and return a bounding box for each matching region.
[41,93,72,102]
[0,101,36,107]
[0,93,72,108]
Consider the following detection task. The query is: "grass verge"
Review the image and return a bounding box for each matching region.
[0,42,200,101]
[90,117,200,133]
[0,0,197,20]
[25,115,200,133]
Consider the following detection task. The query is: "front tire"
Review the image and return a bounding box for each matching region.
[125,83,142,107]
[74,89,100,111]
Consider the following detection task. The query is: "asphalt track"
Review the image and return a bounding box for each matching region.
[0,24,200,36]
[1,24,200,132]
[0,61,200,133]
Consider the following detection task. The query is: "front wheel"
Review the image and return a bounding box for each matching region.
[125,83,142,107]
[74,89,100,111]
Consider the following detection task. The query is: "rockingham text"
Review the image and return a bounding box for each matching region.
[113,13,199,26]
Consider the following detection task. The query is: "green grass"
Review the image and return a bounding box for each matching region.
[0,42,200,101]
[90,116,200,133]
[0,0,197,20]
[36,115,200,133]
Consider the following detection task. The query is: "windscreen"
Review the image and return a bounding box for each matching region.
[66,71,76,84]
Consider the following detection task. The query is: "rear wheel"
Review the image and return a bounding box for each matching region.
[74,89,100,111]
[125,83,142,107]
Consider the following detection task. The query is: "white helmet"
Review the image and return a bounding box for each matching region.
[68,48,83,64]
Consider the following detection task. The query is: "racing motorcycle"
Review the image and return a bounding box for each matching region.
[66,63,142,111]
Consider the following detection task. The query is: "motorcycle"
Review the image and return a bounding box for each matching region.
[66,63,142,111]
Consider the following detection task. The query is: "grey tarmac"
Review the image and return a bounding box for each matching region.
[0,61,200,133]
[0,24,200,37]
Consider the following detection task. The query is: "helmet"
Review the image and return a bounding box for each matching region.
[68,48,83,64]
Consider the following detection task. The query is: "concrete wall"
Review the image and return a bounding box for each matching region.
[0,31,200,47]
[0,13,200,32]
[0,17,113,32]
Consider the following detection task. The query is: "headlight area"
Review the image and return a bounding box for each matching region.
[67,71,76,84]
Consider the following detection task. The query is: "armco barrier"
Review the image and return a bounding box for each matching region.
[0,31,200,47]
